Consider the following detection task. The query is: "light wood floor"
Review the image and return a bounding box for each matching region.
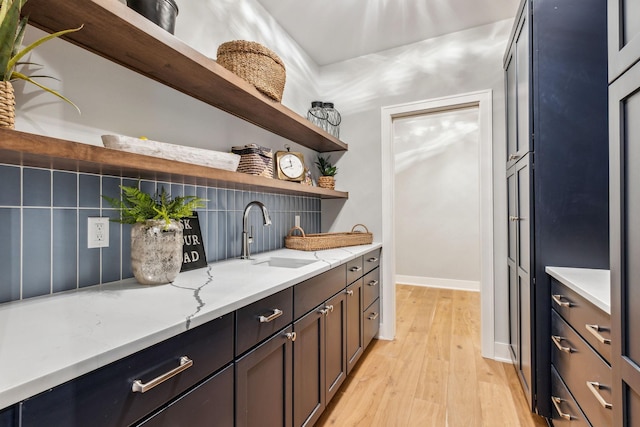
[316,285,548,427]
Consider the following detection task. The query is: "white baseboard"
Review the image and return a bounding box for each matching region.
[493,341,512,363]
[396,275,480,292]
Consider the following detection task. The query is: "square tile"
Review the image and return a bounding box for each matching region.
[122,222,133,279]
[170,183,184,198]
[52,209,77,293]
[101,176,121,204]
[184,185,196,197]
[0,208,20,302]
[0,164,21,206]
[79,174,100,208]
[207,187,217,210]
[139,180,156,196]
[22,208,51,298]
[207,211,217,261]
[23,168,51,207]
[217,189,227,210]
[53,171,77,207]
[217,212,227,260]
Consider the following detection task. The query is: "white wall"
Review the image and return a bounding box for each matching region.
[318,20,511,347]
[393,107,480,283]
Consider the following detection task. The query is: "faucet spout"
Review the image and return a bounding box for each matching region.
[241,201,271,259]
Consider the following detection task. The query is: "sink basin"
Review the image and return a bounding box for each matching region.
[252,257,317,268]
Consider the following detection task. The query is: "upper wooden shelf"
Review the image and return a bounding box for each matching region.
[0,129,349,199]
[22,0,347,153]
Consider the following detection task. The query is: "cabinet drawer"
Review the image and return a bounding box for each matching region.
[363,268,380,310]
[346,256,364,285]
[294,265,346,319]
[21,313,234,427]
[363,248,381,273]
[550,365,590,427]
[138,364,234,427]
[236,287,293,356]
[551,310,612,427]
[551,278,611,363]
[0,405,16,427]
[364,298,380,349]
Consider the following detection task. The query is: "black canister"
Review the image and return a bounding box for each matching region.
[127,0,179,34]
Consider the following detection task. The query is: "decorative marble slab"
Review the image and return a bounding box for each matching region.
[545,266,610,314]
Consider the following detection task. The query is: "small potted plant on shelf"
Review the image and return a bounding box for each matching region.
[103,185,205,285]
[0,0,82,129]
[315,155,337,190]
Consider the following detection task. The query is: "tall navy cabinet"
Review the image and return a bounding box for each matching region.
[608,0,640,424]
[504,0,609,417]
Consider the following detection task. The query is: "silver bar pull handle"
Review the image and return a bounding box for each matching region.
[319,308,329,315]
[368,312,379,320]
[509,216,521,221]
[586,381,613,409]
[285,332,297,341]
[508,154,520,161]
[345,289,354,296]
[350,266,362,272]
[367,257,379,262]
[585,324,611,344]
[326,304,334,313]
[259,308,283,323]
[132,356,193,393]
[551,396,573,420]
[552,294,573,308]
[551,335,574,353]
[368,280,379,287]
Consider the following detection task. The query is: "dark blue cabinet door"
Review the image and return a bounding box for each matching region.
[0,406,16,427]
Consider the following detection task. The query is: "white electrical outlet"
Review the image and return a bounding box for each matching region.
[295,215,300,227]
[88,217,109,248]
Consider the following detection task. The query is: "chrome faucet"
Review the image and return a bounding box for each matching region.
[241,201,272,259]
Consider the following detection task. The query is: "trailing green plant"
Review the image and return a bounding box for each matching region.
[103,185,206,229]
[315,155,337,177]
[0,0,82,112]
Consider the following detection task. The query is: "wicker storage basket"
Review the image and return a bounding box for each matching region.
[217,40,286,102]
[232,144,273,178]
[285,224,373,251]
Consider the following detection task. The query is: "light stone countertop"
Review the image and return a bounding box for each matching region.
[545,266,610,314]
[0,243,381,409]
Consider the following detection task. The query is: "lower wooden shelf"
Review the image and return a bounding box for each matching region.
[0,129,349,199]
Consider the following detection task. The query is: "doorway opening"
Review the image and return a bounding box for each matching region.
[380,90,495,358]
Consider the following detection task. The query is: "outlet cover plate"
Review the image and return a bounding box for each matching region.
[88,217,109,248]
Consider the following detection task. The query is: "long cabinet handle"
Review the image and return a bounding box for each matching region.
[551,396,573,420]
[350,266,362,272]
[585,324,611,344]
[367,257,379,262]
[586,381,613,409]
[368,280,379,287]
[285,332,297,341]
[368,312,379,320]
[508,154,520,161]
[345,289,354,296]
[259,308,283,323]
[509,216,522,222]
[132,356,193,393]
[551,335,574,353]
[552,294,573,308]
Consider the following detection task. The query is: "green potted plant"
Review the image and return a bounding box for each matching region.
[103,185,205,285]
[315,155,337,189]
[0,0,82,128]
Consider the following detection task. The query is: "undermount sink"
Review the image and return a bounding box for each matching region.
[252,257,317,268]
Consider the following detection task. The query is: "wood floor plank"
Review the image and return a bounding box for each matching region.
[316,285,548,427]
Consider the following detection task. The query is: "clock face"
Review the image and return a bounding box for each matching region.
[279,153,305,179]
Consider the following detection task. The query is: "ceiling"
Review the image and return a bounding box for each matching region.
[256,0,520,66]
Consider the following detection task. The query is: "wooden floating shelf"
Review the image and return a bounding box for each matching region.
[22,0,347,153]
[0,129,349,199]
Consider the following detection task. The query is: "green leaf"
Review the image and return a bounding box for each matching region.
[10,70,80,113]
[7,24,83,72]
[0,0,23,80]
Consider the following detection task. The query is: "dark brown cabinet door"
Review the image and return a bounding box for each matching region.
[236,327,293,427]
[325,291,347,403]
[346,280,364,375]
[610,59,640,427]
[293,308,325,427]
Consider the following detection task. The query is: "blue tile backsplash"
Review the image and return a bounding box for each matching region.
[0,164,321,304]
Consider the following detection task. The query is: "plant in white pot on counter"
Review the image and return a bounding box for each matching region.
[0,0,82,128]
[103,185,205,285]
[315,155,337,190]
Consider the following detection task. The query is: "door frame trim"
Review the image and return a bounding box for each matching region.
[380,89,495,358]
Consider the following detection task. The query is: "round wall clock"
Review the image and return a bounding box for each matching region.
[275,150,306,181]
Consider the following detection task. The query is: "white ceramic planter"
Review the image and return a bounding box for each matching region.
[131,219,184,285]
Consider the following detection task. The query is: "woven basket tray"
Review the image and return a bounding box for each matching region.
[232,144,273,178]
[285,224,373,251]
[217,40,286,102]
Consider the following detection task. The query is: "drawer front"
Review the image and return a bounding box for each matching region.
[550,366,591,427]
[294,265,346,319]
[362,268,380,310]
[364,298,380,349]
[551,310,612,427]
[551,278,611,363]
[237,287,293,356]
[346,256,364,285]
[363,248,381,273]
[0,405,16,427]
[21,313,234,427]
[138,364,234,427]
